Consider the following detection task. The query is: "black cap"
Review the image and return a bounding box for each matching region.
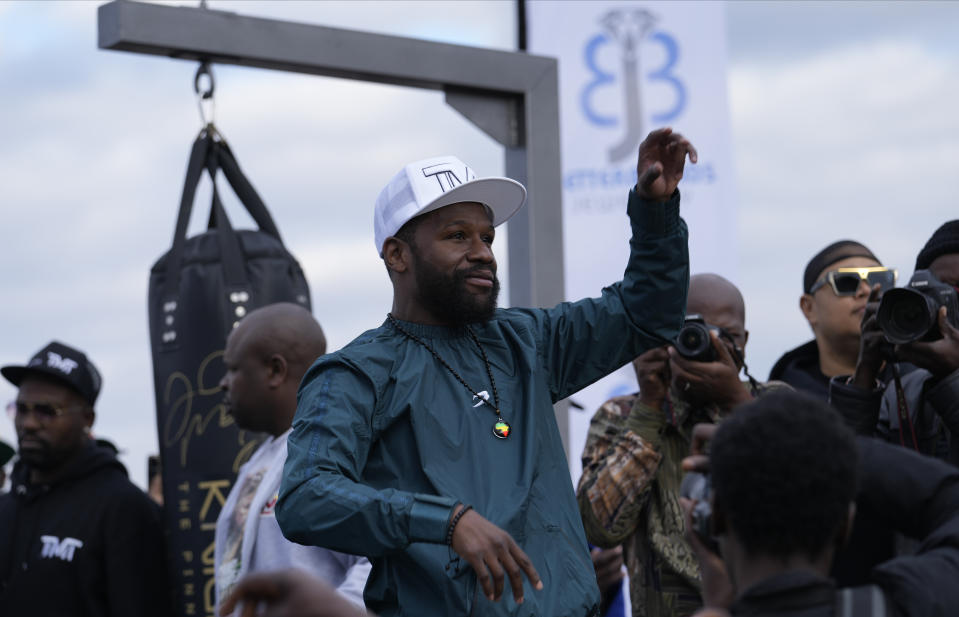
[915,220,959,271]
[1,341,102,406]
[803,240,880,293]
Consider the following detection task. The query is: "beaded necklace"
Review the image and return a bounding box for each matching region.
[387,313,511,439]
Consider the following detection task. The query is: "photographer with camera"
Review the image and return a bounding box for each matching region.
[681,390,959,617]
[577,274,774,617]
[770,240,895,400]
[829,220,959,465]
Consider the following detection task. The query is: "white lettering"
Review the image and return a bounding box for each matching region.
[39,535,84,562]
[46,352,79,375]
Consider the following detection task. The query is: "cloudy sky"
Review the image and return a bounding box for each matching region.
[2,1,958,487]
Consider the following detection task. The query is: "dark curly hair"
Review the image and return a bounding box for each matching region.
[710,390,859,560]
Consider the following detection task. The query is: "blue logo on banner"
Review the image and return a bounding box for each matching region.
[580,8,687,163]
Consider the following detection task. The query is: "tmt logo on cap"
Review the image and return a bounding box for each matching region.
[2,341,102,406]
[420,161,476,193]
[33,352,80,376]
[373,155,527,255]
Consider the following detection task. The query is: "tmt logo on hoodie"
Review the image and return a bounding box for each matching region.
[40,535,84,562]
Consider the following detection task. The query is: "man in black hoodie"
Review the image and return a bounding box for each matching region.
[0,341,171,617]
[684,391,959,617]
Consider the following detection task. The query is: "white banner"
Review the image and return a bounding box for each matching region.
[528,1,738,482]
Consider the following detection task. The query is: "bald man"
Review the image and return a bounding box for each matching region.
[578,274,768,617]
[213,304,371,615]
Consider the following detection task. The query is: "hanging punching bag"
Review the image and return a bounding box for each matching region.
[147,127,312,617]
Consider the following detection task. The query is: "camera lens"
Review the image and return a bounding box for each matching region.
[878,288,936,345]
[674,321,715,361]
[679,328,705,350]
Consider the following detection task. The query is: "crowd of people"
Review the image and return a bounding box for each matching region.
[2,127,959,617]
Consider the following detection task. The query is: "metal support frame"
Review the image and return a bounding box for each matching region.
[98,0,569,447]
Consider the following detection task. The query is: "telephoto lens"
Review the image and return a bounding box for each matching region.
[877,289,937,344]
[674,315,716,362]
[877,269,959,345]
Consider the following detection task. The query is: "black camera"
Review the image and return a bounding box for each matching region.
[674,315,717,362]
[877,269,959,345]
[679,471,717,552]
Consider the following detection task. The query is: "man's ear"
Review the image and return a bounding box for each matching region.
[799,293,817,326]
[742,330,750,348]
[383,237,410,275]
[83,409,96,432]
[266,354,288,388]
[836,501,856,549]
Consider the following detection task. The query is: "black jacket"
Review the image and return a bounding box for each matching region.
[729,436,959,617]
[769,340,831,400]
[829,366,959,465]
[0,441,171,617]
[770,341,897,586]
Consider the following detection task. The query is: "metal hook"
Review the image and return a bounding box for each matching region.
[194,61,216,128]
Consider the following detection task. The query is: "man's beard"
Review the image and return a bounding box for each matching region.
[413,255,500,327]
[16,434,71,471]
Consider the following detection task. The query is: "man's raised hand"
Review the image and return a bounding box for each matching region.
[450,507,543,605]
[636,127,698,202]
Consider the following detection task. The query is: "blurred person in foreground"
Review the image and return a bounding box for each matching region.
[147,453,163,506]
[829,220,959,464]
[683,390,959,617]
[276,128,695,617]
[0,341,170,616]
[220,569,371,617]
[769,240,895,399]
[0,439,14,493]
[215,303,370,615]
[578,273,769,617]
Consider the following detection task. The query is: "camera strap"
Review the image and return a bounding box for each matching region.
[891,362,920,452]
[717,329,762,396]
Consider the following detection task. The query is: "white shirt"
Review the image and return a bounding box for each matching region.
[214,429,370,612]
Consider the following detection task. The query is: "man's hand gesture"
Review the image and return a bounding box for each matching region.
[636,127,698,202]
[450,507,543,605]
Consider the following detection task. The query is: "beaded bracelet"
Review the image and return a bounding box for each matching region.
[446,504,473,546]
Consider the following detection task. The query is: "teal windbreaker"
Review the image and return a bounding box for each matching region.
[278,188,689,616]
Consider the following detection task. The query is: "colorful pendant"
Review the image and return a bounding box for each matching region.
[493,417,511,439]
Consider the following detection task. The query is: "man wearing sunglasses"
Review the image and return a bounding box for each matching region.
[768,242,906,586]
[0,341,171,617]
[829,220,959,465]
[770,240,895,400]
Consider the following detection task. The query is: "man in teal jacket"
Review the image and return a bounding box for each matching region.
[277,128,696,617]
